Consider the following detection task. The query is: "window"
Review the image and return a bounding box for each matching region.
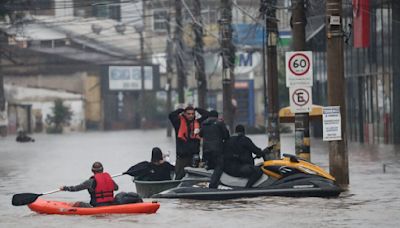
[153,9,168,32]
[201,9,217,25]
[92,0,121,21]
[31,0,55,16]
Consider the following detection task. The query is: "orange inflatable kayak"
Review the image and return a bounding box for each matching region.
[28,198,160,215]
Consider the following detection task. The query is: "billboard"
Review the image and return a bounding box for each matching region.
[108,65,159,91]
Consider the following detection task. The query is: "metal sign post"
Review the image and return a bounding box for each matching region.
[286,51,313,161]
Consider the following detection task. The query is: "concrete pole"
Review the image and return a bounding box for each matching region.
[175,0,185,104]
[291,0,311,161]
[0,60,4,112]
[139,30,146,129]
[0,32,7,136]
[220,0,235,131]
[392,1,400,143]
[264,0,280,158]
[326,0,349,188]
[166,9,173,137]
[193,0,207,109]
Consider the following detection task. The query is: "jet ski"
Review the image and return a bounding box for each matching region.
[153,154,342,200]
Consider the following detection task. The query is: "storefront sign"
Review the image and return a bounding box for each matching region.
[109,66,153,91]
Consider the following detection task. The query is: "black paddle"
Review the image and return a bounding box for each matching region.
[11,165,146,206]
[12,189,61,206]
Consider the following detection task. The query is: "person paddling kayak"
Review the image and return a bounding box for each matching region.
[60,162,118,207]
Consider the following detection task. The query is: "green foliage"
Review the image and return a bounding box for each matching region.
[45,99,73,134]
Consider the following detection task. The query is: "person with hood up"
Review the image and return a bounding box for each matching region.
[129,147,175,181]
[199,110,230,188]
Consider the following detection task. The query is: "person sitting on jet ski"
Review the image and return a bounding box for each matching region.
[128,147,175,181]
[223,125,267,188]
[199,110,230,188]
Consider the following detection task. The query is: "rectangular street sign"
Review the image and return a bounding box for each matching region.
[286,51,313,87]
[323,106,342,141]
[289,86,312,113]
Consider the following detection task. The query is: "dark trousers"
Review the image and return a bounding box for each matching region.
[175,156,192,180]
[209,154,224,188]
[225,163,263,188]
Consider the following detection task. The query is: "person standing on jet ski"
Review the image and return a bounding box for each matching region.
[224,125,267,188]
[169,105,210,179]
[199,110,230,188]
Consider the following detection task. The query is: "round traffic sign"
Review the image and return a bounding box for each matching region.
[288,53,311,76]
[292,88,310,106]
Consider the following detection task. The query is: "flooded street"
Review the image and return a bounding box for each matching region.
[1,130,400,228]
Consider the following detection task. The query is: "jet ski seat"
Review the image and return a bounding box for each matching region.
[184,167,250,187]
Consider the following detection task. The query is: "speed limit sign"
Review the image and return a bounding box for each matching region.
[285,51,313,87]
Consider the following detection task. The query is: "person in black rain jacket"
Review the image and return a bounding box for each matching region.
[224,125,267,188]
[131,147,175,181]
[199,110,230,188]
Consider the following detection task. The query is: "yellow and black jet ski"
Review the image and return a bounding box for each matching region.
[154,154,342,200]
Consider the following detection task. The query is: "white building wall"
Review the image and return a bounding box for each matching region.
[55,0,73,18]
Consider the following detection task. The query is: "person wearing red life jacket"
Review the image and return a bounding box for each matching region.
[60,162,118,207]
[169,105,210,179]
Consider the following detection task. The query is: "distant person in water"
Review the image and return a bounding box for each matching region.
[60,162,118,207]
[16,130,35,143]
[128,147,175,181]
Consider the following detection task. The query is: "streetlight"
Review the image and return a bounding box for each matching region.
[134,23,146,129]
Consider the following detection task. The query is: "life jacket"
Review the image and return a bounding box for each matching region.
[94,172,115,204]
[177,115,200,141]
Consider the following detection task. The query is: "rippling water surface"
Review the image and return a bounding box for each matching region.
[1,130,399,228]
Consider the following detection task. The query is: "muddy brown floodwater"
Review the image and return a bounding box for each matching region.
[1,130,399,228]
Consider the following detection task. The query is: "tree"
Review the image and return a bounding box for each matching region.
[46,99,72,133]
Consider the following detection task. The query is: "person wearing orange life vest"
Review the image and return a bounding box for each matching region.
[60,162,119,207]
[169,105,210,179]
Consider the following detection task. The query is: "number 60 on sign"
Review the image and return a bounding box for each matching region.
[285,51,313,87]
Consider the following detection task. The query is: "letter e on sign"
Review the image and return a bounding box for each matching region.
[289,86,312,113]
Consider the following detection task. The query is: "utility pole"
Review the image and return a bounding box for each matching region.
[0,56,5,137]
[326,0,349,188]
[175,0,185,104]
[193,0,207,109]
[0,68,4,113]
[262,0,280,158]
[291,0,310,161]
[220,0,235,131]
[133,0,146,129]
[0,29,7,136]
[166,6,173,137]
[137,27,146,129]
[393,1,400,143]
